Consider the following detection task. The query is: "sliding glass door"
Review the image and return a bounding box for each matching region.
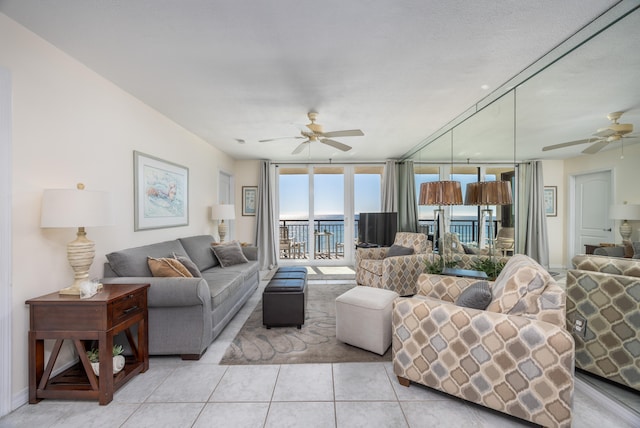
[277,164,384,265]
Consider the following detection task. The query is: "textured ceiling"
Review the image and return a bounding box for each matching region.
[1,0,637,162]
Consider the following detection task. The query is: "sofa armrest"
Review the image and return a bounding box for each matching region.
[101,277,210,308]
[415,273,487,303]
[356,247,388,263]
[241,245,258,261]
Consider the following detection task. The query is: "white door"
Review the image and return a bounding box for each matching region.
[572,170,614,258]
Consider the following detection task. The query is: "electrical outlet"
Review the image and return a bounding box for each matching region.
[573,316,587,338]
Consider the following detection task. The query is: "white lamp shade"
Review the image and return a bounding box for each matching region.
[210,204,235,221]
[609,204,640,221]
[41,188,113,228]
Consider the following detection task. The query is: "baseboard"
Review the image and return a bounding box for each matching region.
[11,358,79,412]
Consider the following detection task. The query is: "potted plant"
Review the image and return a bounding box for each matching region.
[86,344,125,376]
[470,258,506,280]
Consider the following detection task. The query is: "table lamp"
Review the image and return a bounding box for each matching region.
[211,204,235,242]
[609,203,640,241]
[40,183,112,295]
[419,181,463,255]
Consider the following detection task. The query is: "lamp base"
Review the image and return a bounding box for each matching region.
[60,227,95,295]
[619,220,632,241]
[218,220,228,243]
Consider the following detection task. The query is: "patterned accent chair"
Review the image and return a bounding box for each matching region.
[355,232,438,296]
[566,254,640,392]
[393,254,574,428]
[442,232,510,270]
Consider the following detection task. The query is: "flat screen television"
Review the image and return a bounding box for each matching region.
[357,212,398,247]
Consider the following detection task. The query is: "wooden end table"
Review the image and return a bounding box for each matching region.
[26,283,150,405]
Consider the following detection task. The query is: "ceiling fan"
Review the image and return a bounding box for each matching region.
[259,111,364,154]
[542,111,636,154]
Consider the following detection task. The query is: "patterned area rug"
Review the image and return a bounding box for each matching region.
[219,283,392,365]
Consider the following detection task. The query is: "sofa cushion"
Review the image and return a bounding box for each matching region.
[486,254,553,315]
[173,253,202,278]
[105,239,188,277]
[386,245,414,258]
[211,241,249,267]
[178,235,220,271]
[455,281,492,310]
[148,257,193,277]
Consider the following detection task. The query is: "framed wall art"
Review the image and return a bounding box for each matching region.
[242,186,257,216]
[544,186,557,217]
[134,151,189,230]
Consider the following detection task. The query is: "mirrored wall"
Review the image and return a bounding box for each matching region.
[407,3,640,416]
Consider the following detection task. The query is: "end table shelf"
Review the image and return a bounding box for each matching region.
[26,283,150,405]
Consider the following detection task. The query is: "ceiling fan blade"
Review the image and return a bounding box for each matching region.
[321,129,364,138]
[259,136,304,143]
[542,139,594,151]
[593,128,616,138]
[291,141,310,155]
[582,140,610,154]
[320,138,352,152]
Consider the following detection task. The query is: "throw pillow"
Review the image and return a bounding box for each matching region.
[211,241,249,267]
[147,257,194,278]
[172,253,202,277]
[455,281,492,310]
[461,244,477,255]
[385,244,414,258]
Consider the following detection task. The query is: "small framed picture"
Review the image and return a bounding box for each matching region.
[242,186,257,216]
[544,186,557,217]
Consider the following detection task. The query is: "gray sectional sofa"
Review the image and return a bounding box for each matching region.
[101,235,259,360]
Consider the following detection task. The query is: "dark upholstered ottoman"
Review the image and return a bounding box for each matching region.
[263,267,308,329]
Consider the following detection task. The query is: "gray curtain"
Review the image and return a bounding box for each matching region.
[517,161,549,267]
[381,160,397,212]
[255,161,278,270]
[397,160,419,232]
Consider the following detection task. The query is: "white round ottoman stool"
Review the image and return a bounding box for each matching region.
[335,286,399,355]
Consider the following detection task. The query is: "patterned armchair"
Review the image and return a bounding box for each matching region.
[393,254,574,428]
[566,254,640,392]
[355,232,437,296]
[442,232,510,270]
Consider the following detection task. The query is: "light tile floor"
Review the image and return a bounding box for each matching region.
[2,278,639,428]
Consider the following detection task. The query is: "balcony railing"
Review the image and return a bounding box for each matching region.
[278,218,498,260]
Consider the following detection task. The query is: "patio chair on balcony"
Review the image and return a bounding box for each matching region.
[279,226,293,258]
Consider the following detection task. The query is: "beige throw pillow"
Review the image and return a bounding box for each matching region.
[147,257,194,277]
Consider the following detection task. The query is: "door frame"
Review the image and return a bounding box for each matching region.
[568,167,614,266]
[0,67,12,416]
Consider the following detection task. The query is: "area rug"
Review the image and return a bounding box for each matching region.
[219,283,392,365]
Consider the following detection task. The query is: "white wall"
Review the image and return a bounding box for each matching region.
[1,14,241,406]
[542,159,565,268]
[564,143,640,262]
[234,160,260,244]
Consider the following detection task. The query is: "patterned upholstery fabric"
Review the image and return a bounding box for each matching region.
[442,233,511,270]
[393,255,574,428]
[355,232,434,296]
[566,255,640,392]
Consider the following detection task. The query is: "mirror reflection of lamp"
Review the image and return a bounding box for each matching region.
[465,181,513,262]
[210,204,235,243]
[40,183,113,295]
[419,181,463,256]
[609,202,640,241]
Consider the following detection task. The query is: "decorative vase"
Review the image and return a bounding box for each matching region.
[91,355,125,376]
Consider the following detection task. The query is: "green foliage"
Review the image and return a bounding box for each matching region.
[470,258,506,280]
[424,258,459,274]
[86,345,124,363]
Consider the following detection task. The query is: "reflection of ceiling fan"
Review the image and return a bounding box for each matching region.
[542,111,636,154]
[259,111,364,154]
